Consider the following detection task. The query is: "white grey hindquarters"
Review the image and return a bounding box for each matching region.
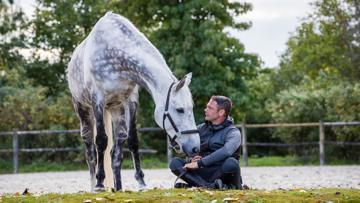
[67,12,200,192]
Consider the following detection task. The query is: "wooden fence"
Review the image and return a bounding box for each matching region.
[1,121,360,173]
[237,121,360,166]
[0,129,158,174]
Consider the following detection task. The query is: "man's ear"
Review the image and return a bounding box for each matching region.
[218,109,226,117]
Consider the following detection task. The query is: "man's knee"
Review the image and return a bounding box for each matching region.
[221,157,240,173]
[169,157,186,172]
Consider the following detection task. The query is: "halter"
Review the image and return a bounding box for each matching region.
[162,82,199,151]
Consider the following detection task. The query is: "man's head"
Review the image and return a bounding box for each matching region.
[204,95,232,125]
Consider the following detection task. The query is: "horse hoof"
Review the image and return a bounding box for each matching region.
[138,184,147,191]
[94,185,105,192]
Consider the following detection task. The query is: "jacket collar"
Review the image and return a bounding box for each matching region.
[205,116,234,131]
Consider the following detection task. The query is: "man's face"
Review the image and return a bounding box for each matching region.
[204,99,222,122]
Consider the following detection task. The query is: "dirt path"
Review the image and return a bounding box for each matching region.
[1,166,359,194]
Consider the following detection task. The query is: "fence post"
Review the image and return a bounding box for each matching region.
[167,136,173,165]
[12,129,19,173]
[241,123,248,166]
[319,120,325,166]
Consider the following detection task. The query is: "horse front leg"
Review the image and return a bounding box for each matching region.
[111,109,127,191]
[91,92,107,191]
[127,101,146,190]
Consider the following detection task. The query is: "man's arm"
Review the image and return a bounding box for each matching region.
[197,129,241,167]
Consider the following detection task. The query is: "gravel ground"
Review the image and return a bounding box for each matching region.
[0,166,359,194]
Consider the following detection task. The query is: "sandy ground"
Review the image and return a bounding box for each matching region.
[0,166,359,194]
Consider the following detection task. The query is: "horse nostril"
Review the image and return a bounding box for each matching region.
[192,147,199,154]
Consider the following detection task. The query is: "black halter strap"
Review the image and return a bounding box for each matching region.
[162,82,199,149]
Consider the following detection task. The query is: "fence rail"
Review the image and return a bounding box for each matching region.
[0,129,158,173]
[1,121,360,173]
[238,121,360,166]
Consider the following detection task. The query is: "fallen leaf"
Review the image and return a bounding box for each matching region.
[95,197,105,201]
[223,197,239,202]
[204,190,214,195]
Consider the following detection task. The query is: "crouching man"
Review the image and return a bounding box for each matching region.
[169,95,243,189]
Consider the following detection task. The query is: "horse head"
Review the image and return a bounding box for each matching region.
[154,73,200,156]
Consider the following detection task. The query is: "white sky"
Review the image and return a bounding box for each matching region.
[16,0,314,68]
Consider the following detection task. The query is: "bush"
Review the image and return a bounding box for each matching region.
[268,79,360,160]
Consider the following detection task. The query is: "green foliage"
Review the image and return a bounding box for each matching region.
[249,0,360,159]
[266,78,360,159]
[277,0,360,87]
[0,84,48,130]
[324,82,360,160]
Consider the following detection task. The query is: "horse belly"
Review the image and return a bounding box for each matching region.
[104,80,136,107]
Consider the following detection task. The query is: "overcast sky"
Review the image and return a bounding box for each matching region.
[16,0,314,68]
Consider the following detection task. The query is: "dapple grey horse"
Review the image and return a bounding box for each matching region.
[67,12,200,192]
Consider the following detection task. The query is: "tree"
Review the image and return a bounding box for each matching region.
[0,1,78,131]
[277,0,359,88]
[0,0,27,85]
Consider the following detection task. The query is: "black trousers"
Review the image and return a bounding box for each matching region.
[169,157,242,189]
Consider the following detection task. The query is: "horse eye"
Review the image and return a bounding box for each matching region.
[176,108,185,113]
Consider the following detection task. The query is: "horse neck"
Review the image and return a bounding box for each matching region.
[140,65,176,107]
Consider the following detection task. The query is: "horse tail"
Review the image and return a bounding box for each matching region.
[103,110,114,190]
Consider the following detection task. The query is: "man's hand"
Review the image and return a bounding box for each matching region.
[191,155,202,162]
[183,162,199,170]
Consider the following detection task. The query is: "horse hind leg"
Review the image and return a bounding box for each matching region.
[127,101,146,190]
[72,99,97,192]
[110,107,127,191]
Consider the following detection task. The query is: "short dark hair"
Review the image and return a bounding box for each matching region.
[211,95,232,117]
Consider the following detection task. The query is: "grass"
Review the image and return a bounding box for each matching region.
[1,155,359,174]
[1,188,360,203]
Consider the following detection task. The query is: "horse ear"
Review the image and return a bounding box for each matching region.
[175,73,192,91]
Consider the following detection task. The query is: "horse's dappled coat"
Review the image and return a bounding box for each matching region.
[67,12,200,191]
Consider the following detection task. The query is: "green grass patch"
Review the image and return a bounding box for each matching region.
[247,156,301,166]
[1,188,360,203]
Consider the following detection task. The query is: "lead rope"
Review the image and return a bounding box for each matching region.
[173,170,187,187]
